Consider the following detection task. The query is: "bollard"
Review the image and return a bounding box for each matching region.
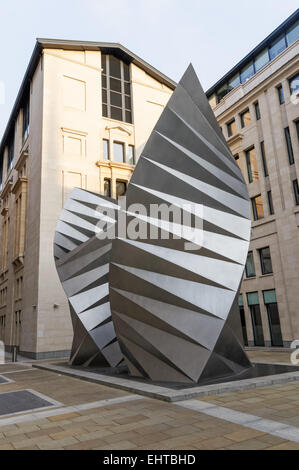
[12,345,18,362]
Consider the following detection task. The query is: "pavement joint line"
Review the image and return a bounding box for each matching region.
[0,394,143,427]
[176,399,299,443]
[1,369,35,375]
[33,362,299,402]
[0,374,15,384]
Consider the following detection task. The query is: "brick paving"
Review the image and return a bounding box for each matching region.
[0,350,298,450]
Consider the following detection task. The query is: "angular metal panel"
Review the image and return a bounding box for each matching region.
[109,64,252,383]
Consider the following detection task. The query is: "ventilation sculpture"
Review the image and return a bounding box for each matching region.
[54,65,252,383]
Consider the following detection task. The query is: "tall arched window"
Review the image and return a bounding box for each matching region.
[101,54,132,124]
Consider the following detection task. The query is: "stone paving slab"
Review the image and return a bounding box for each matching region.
[33,360,299,402]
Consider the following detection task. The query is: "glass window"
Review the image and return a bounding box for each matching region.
[277,85,285,104]
[247,292,264,346]
[239,304,248,346]
[269,35,286,60]
[267,190,274,215]
[246,147,259,183]
[254,101,261,120]
[251,195,264,221]
[245,251,256,278]
[293,179,299,206]
[240,109,251,128]
[263,289,283,347]
[216,84,229,103]
[259,246,273,274]
[128,145,135,165]
[113,142,125,163]
[22,92,30,143]
[289,74,299,95]
[101,54,132,123]
[227,73,240,91]
[254,48,269,72]
[284,127,294,165]
[7,131,14,173]
[102,139,109,160]
[296,120,299,142]
[116,181,127,198]
[240,61,254,83]
[103,178,111,198]
[227,119,237,137]
[286,20,299,46]
[260,141,268,177]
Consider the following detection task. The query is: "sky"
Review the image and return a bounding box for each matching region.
[0,0,298,139]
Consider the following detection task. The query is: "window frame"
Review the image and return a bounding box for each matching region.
[254,101,261,120]
[245,251,256,278]
[293,179,299,206]
[259,246,273,275]
[251,194,264,221]
[267,190,274,215]
[284,126,294,165]
[240,109,251,129]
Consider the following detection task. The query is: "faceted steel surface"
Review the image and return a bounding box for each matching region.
[109,65,252,383]
[54,188,123,367]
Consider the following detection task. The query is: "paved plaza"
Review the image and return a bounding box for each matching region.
[0,350,298,450]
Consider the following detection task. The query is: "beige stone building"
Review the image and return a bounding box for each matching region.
[207,10,299,347]
[0,40,174,358]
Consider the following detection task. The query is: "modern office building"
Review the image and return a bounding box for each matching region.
[0,40,174,358]
[207,9,299,347]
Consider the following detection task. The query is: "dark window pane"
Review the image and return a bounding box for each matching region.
[277,85,285,104]
[104,178,111,198]
[293,179,299,205]
[102,103,108,117]
[102,139,109,160]
[227,73,240,91]
[110,77,122,92]
[216,84,229,103]
[22,93,30,143]
[113,142,124,163]
[260,141,268,176]
[227,119,236,137]
[102,75,107,88]
[125,95,131,109]
[102,89,107,104]
[255,48,269,72]
[102,55,107,74]
[240,61,254,83]
[289,74,299,95]
[286,20,299,46]
[266,302,283,347]
[254,102,261,120]
[124,82,131,95]
[267,190,274,215]
[7,132,14,172]
[245,251,255,277]
[110,106,122,121]
[109,56,121,78]
[296,121,299,142]
[269,35,286,60]
[110,91,122,107]
[259,246,273,274]
[125,110,132,123]
[116,181,127,198]
[123,63,130,81]
[250,304,265,346]
[239,306,248,346]
[284,127,294,165]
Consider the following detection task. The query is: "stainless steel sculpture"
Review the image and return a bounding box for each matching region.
[54,65,252,383]
[109,65,252,383]
[54,188,123,367]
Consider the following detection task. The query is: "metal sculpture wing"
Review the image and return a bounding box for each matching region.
[109,65,252,383]
[54,188,123,367]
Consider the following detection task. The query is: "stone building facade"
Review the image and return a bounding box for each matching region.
[0,40,174,358]
[207,10,299,348]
